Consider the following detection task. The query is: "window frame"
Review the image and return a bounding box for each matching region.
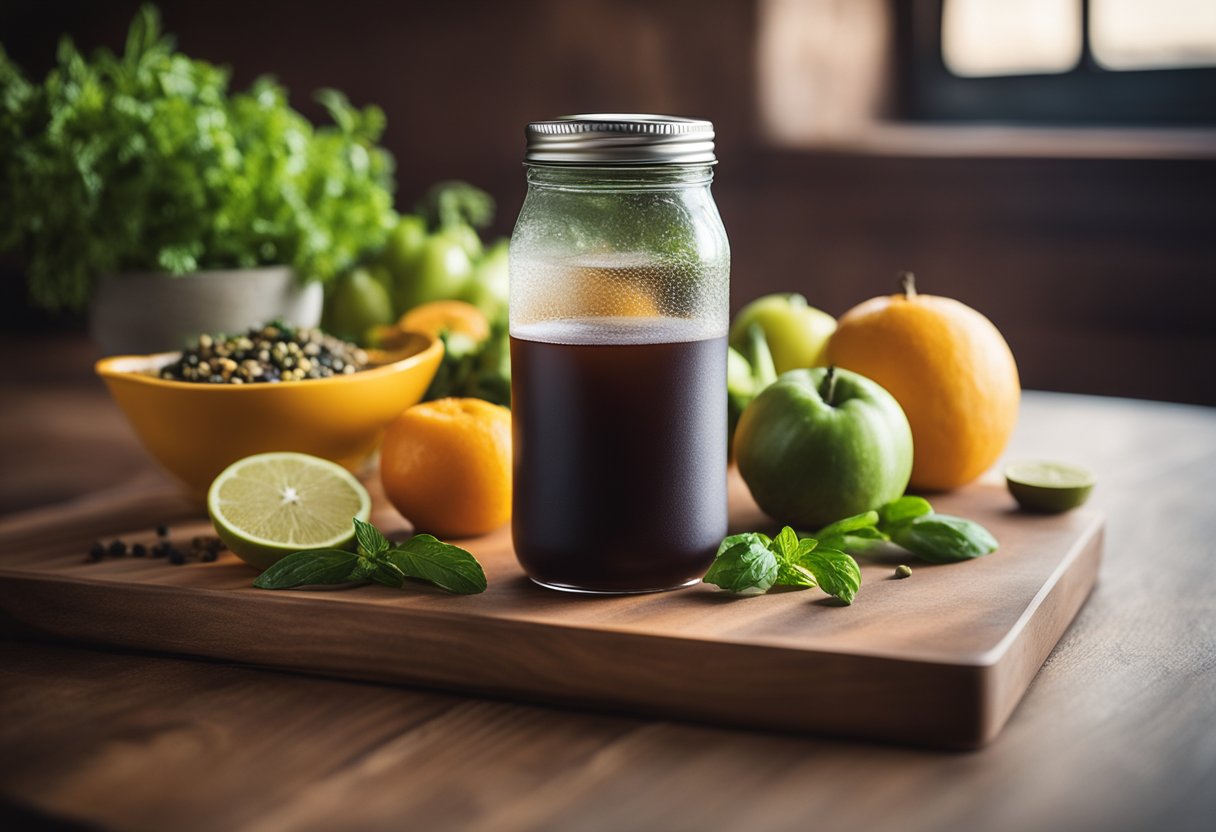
[892,0,1216,125]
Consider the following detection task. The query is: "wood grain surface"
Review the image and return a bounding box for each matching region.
[1,337,1215,832]
[0,464,1101,748]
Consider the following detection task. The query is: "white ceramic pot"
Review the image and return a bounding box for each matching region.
[89,266,324,355]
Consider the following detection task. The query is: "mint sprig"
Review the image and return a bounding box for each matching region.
[704,525,861,604]
[803,495,998,564]
[254,519,487,594]
[385,534,489,595]
[703,533,778,595]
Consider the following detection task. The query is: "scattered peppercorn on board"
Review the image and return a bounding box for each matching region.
[0,471,1102,749]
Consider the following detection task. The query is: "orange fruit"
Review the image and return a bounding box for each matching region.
[380,397,512,538]
[826,273,1020,491]
[369,300,490,352]
[399,300,490,341]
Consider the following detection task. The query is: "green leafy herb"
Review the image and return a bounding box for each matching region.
[795,496,999,568]
[385,534,488,595]
[253,549,361,589]
[810,510,889,553]
[424,318,511,407]
[888,515,998,564]
[353,517,390,558]
[0,5,397,310]
[704,526,861,604]
[703,533,778,595]
[797,546,862,605]
[417,181,495,231]
[253,519,487,594]
[878,496,934,529]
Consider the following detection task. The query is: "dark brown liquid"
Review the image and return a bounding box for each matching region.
[511,318,727,592]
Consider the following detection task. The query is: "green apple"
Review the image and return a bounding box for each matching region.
[381,214,428,282]
[460,238,509,324]
[729,294,836,375]
[392,228,475,313]
[444,221,484,260]
[365,263,395,296]
[323,267,395,344]
[735,366,913,527]
[726,323,778,454]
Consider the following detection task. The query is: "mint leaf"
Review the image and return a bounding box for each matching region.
[776,560,818,588]
[253,549,360,589]
[820,525,890,553]
[770,526,801,562]
[811,511,889,553]
[770,528,815,588]
[369,560,406,588]
[716,532,772,557]
[796,546,862,605]
[386,535,487,594]
[890,515,998,563]
[703,533,778,595]
[878,496,934,530]
[347,557,377,582]
[706,529,861,603]
[353,517,390,558]
[815,511,880,539]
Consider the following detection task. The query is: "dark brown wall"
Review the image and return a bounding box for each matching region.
[3,0,1215,404]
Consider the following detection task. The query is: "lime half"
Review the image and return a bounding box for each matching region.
[207,452,371,570]
[1005,460,1096,513]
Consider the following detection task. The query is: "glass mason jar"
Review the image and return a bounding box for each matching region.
[509,114,730,593]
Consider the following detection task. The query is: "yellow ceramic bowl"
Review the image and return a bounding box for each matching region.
[96,333,444,499]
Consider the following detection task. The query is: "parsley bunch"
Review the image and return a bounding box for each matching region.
[0,4,397,310]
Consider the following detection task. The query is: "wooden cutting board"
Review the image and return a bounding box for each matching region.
[0,471,1102,749]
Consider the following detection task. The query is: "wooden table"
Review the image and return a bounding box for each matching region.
[2,337,1214,832]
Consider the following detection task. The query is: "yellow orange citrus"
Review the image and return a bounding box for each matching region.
[380,397,512,538]
[826,273,1020,491]
[400,300,490,341]
[370,300,490,351]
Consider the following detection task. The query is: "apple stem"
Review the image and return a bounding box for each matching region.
[899,271,917,298]
[822,365,839,407]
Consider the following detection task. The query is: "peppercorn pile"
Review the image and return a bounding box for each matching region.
[86,525,225,566]
[158,322,370,384]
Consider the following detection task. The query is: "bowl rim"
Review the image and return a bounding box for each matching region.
[95,331,443,390]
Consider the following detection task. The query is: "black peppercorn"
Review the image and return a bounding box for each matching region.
[132,543,147,558]
[87,542,106,562]
[108,540,127,557]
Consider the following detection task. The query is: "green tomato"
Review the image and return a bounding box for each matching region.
[325,267,395,344]
[460,238,509,323]
[392,229,475,312]
[729,294,836,375]
[381,215,428,281]
[735,367,912,528]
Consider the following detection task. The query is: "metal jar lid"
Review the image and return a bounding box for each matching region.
[525,114,715,165]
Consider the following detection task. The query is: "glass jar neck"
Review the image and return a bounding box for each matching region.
[525,164,715,191]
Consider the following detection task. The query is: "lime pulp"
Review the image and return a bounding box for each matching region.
[207,452,371,571]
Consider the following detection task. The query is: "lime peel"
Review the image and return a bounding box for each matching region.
[1005,460,1095,513]
[208,452,372,570]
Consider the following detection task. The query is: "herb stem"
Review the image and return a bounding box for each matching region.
[821,365,839,407]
